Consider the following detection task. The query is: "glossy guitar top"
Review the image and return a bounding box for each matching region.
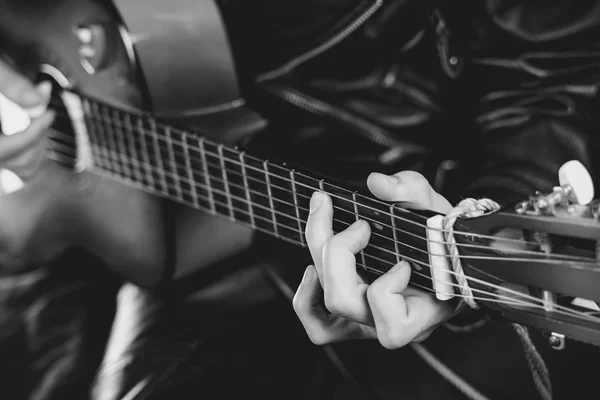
[0,0,259,286]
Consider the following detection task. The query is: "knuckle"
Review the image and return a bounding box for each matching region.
[5,81,31,104]
[366,278,390,309]
[291,293,302,314]
[378,329,411,350]
[306,330,329,346]
[323,292,346,316]
[321,238,338,260]
[366,282,382,305]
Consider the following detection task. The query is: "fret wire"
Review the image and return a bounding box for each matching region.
[93,165,306,246]
[352,191,368,268]
[105,106,127,176]
[86,111,422,215]
[83,111,434,229]
[97,143,301,220]
[239,152,256,229]
[290,169,305,246]
[59,146,584,268]
[78,107,544,250]
[111,107,134,181]
[94,144,428,255]
[135,116,156,189]
[165,127,183,201]
[390,204,402,265]
[94,149,559,265]
[71,114,433,249]
[80,110,436,230]
[86,154,423,268]
[87,154,439,280]
[90,102,118,173]
[41,153,600,312]
[74,104,438,252]
[181,133,200,208]
[123,113,144,185]
[199,137,216,213]
[202,158,430,237]
[149,119,169,194]
[80,101,102,170]
[57,152,600,316]
[218,144,235,220]
[263,160,279,238]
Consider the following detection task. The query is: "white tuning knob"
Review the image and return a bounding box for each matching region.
[558,160,594,205]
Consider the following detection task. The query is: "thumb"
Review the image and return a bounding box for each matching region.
[367,171,452,214]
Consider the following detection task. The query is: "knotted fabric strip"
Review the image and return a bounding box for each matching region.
[442,198,500,310]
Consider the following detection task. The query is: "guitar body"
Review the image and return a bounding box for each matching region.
[0,0,257,287]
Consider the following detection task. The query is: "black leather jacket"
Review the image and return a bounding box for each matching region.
[219,0,600,205]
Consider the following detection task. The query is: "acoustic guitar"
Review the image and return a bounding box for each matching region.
[1,0,600,349]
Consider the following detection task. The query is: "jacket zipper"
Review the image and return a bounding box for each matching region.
[256,0,383,83]
[265,84,429,152]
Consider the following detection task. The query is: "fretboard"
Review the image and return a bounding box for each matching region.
[51,94,435,289]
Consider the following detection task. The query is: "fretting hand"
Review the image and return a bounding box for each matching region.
[293,171,456,349]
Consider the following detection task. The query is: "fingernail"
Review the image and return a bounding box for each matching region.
[310,192,324,213]
[389,261,409,273]
[348,220,364,230]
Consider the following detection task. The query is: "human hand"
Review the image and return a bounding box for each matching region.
[293,171,456,349]
[0,60,54,183]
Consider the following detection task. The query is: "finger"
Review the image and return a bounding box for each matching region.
[12,135,50,181]
[0,111,55,163]
[293,265,356,345]
[293,265,326,326]
[367,171,452,214]
[305,191,334,284]
[367,261,453,349]
[322,219,372,325]
[0,62,44,108]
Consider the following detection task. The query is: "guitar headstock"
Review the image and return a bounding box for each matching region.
[451,161,600,348]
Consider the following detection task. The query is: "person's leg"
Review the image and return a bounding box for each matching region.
[0,250,119,400]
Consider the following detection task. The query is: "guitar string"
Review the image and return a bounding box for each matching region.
[49,104,578,258]
[43,100,600,325]
[368,264,600,323]
[45,127,598,265]
[47,148,600,322]
[45,149,600,322]
[47,126,544,256]
[93,142,600,264]
[45,113,592,258]
[360,244,600,322]
[82,109,600,250]
[46,102,531,242]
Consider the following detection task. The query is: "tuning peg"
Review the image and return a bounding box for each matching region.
[558,160,594,205]
[534,160,594,210]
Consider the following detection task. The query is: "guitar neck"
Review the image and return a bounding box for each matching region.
[51,93,435,287]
